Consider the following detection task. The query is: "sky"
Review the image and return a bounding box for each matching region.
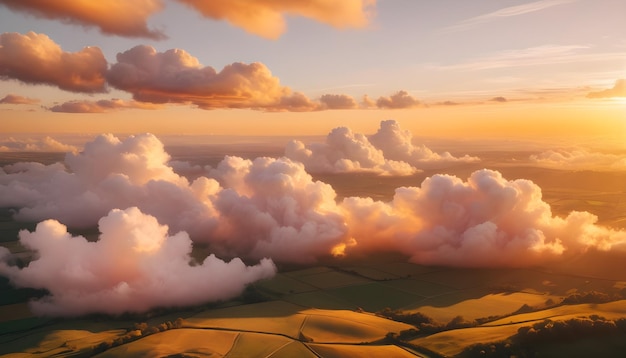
[0,0,624,140]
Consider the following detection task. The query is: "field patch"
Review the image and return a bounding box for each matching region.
[307,343,418,358]
[325,282,421,312]
[95,329,237,358]
[255,273,318,295]
[185,301,305,339]
[291,270,371,289]
[404,292,554,323]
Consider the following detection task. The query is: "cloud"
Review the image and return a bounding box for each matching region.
[176,0,375,39]
[0,32,107,93]
[107,45,314,111]
[0,133,347,263]
[441,0,576,33]
[0,207,275,316]
[341,169,626,267]
[0,94,39,105]
[1,131,626,277]
[587,79,626,99]
[0,0,165,39]
[48,99,162,113]
[286,126,418,176]
[368,120,479,166]
[319,94,358,109]
[0,136,77,152]
[490,96,507,102]
[376,90,420,109]
[530,149,626,170]
[286,120,479,175]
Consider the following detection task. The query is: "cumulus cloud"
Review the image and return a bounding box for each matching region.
[0,32,107,93]
[319,94,358,109]
[368,120,479,166]
[530,148,626,170]
[0,207,275,316]
[0,0,165,39]
[341,169,626,267]
[176,0,375,39]
[286,126,418,176]
[0,94,39,105]
[587,79,626,99]
[0,136,77,152]
[49,99,162,113]
[107,45,313,111]
[376,90,420,109]
[0,133,347,263]
[286,120,478,175]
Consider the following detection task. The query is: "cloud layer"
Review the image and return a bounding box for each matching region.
[286,120,478,175]
[0,207,275,316]
[530,149,626,170]
[2,132,626,316]
[0,136,77,152]
[0,133,347,263]
[0,0,375,40]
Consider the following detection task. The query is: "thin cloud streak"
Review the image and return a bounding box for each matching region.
[429,45,625,71]
[440,0,577,34]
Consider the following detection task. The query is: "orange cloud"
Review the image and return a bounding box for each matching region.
[176,0,375,39]
[49,99,162,113]
[319,94,358,109]
[587,79,626,99]
[107,45,315,111]
[376,90,420,109]
[0,94,40,105]
[0,32,107,93]
[0,0,165,39]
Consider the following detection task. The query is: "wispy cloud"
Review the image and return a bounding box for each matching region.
[441,0,577,33]
[431,45,625,71]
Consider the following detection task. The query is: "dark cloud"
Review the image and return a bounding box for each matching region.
[49,99,161,113]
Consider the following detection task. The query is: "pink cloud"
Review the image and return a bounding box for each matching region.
[286,120,478,175]
[342,169,626,266]
[0,207,275,316]
[0,32,107,93]
[0,94,40,105]
[0,0,165,39]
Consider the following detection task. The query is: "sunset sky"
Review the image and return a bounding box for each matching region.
[0,0,624,139]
